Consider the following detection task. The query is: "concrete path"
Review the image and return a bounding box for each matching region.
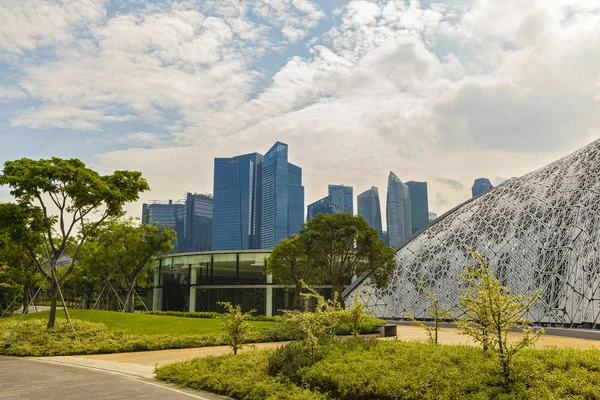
[0,356,228,400]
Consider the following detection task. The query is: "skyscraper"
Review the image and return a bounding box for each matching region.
[406,181,429,234]
[307,195,343,221]
[260,142,304,249]
[142,199,186,252]
[328,184,353,214]
[212,152,263,250]
[472,178,493,197]
[357,187,383,238]
[428,211,438,222]
[387,171,412,248]
[185,193,213,252]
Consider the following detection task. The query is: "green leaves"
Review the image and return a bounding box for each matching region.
[218,301,255,355]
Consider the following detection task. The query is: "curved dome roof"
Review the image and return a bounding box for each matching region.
[347,139,600,327]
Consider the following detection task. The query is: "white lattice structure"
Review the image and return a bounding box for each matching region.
[345,139,600,328]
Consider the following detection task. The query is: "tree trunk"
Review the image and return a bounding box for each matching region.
[47,268,58,328]
[293,282,304,310]
[128,283,135,313]
[332,281,345,309]
[21,285,29,316]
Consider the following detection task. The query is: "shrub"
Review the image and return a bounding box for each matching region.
[334,316,385,336]
[267,341,323,383]
[147,310,282,322]
[218,301,255,355]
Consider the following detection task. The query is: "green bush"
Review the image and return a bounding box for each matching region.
[267,341,323,383]
[147,310,282,322]
[157,340,600,400]
[334,316,385,335]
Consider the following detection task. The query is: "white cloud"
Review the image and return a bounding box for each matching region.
[251,0,325,43]
[0,84,27,101]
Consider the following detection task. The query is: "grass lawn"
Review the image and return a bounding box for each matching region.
[15,310,277,336]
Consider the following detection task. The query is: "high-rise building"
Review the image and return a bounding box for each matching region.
[357,187,383,238]
[212,142,304,251]
[307,195,343,221]
[406,181,429,234]
[185,193,213,252]
[142,199,186,252]
[472,178,493,197]
[387,171,411,248]
[212,152,263,250]
[261,142,304,249]
[328,184,353,214]
[428,211,437,222]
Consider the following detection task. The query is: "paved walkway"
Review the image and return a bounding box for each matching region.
[0,356,228,400]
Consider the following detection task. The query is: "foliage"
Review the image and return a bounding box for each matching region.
[0,157,149,327]
[282,284,343,355]
[341,287,374,337]
[147,310,282,322]
[266,235,320,310]
[0,264,23,315]
[157,340,600,400]
[77,217,175,312]
[300,213,396,306]
[218,301,256,355]
[458,246,544,386]
[267,341,324,384]
[406,284,453,344]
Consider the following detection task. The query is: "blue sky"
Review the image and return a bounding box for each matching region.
[1,0,600,220]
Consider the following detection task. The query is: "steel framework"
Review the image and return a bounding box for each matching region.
[346,139,600,328]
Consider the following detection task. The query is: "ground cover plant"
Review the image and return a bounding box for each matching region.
[156,339,600,400]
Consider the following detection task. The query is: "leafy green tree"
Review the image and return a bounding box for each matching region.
[301,213,395,307]
[458,246,544,386]
[266,235,320,310]
[0,158,149,327]
[78,218,175,312]
[218,301,255,355]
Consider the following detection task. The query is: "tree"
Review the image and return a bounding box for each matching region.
[458,246,544,386]
[343,287,374,337]
[406,286,453,345]
[266,235,320,310]
[218,301,255,355]
[301,213,396,307]
[0,158,149,327]
[78,218,175,312]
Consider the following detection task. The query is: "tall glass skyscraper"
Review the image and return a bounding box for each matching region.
[261,142,304,249]
[357,187,383,238]
[307,195,343,221]
[142,199,186,252]
[472,178,493,197]
[328,184,353,214]
[213,142,303,251]
[406,181,429,234]
[387,171,412,248]
[185,193,213,252]
[212,152,263,250]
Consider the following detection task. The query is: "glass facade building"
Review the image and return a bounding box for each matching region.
[185,193,213,252]
[428,211,437,222]
[142,200,186,252]
[328,184,353,215]
[386,171,412,248]
[151,250,332,316]
[357,187,383,239]
[307,195,343,221]
[212,153,263,250]
[472,178,493,197]
[406,181,429,234]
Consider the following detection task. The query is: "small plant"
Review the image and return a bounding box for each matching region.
[267,341,322,383]
[342,287,374,337]
[282,282,343,357]
[457,246,544,386]
[218,301,255,355]
[405,283,453,345]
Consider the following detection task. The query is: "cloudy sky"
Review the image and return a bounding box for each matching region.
[1,0,599,224]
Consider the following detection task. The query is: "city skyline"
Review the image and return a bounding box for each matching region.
[1,1,597,229]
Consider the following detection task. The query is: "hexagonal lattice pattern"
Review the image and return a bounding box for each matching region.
[346,139,600,328]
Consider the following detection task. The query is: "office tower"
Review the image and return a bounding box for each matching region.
[142,199,186,252]
[357,187,383,238]
[185,193,213,252]
[261,142,304,249]
[428,211,438,222]
[212,152,263,250]
[328,184,353,214]
[472,178,493,197]
[406,181,429,234]
[307,195,343,221]
[387,171,412,248]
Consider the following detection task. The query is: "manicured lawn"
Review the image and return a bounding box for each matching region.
[16,309,277,336]
[156,339,600,400]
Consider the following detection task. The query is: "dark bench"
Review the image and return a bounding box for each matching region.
[380,324,397,337]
